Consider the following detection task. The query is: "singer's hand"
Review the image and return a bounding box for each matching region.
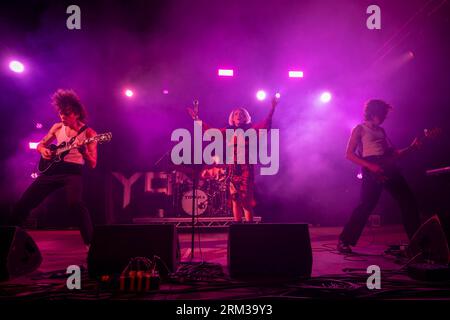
[187,107,199,120]
[271,96,278,109]
[193,100,199,114]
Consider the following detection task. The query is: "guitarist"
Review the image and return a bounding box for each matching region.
[338,99,421,253]
[10,89,97,247]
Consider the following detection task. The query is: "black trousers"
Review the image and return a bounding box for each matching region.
[339,168,421,246]
[10,174,93,245]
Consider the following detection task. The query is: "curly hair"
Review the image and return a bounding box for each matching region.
[364,99,392,121]
[51,89,87,121]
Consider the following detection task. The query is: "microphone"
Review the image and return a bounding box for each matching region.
[193,99,199,120]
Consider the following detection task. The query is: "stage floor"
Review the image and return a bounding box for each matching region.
[1,225,449,301]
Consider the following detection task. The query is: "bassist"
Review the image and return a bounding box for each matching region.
[338,99,421,253]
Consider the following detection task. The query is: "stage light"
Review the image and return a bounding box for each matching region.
[256,90,267,101]
[288,70,303,78]
[275,92,281,99]
[320,91,332,103]
[357,172,363,180]
[35,123,43,129]
[162,89,169,95]
[124,89,134,97]
[31,172,38,179]
[9,60,25,73]
[218,69,234,77]
[29,142,39,150]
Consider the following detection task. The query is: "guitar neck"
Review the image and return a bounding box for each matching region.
[52,132,111,156]
[56,137,94,155]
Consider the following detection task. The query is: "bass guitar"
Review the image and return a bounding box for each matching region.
[363,127,441,183]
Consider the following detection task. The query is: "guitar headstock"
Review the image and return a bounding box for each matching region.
[94,132,112,144]
[423,127,442,140]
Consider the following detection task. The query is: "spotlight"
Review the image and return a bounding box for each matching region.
[162,89,169,95]
[124,89,134,97]
[31,172,38,179]
[288,70,303,78]
[357,172,363,180]
[35,123,43,129]
[29,142,39,150]
[9,60,25,73]
[256,90,267,101]
[275,92,281,99]
[218,69,234,77]
[320,91,332,103]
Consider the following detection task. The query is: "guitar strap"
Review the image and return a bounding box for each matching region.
[68,125,88,145]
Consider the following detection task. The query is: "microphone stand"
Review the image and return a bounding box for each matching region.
[190,99,201,261]
[191,166,198,260]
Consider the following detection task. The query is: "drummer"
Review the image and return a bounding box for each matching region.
[200,155,226,181]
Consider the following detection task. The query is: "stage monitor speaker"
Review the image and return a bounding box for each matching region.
[0,226,42,281]
[408,215,450,265]
[228,223,313,279]
[87,224,179,278]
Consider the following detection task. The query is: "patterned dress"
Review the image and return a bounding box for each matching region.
[203,113,273,209]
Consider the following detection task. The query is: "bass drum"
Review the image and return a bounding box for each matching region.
[181,189,208,216]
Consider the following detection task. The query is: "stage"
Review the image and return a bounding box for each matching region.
[1,224,449,302]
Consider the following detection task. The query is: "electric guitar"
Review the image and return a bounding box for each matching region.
[37,132,112,174]
[363,127,442,182]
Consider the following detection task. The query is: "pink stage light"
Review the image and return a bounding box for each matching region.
[218,69,234,77]
[124,89,134,97]
[357,172,363,180]
[35,123,43,129]
[29,142,39,150]
[9,60,25,73]
[275,92,281,99]
[320,91,332,103]
[288,70,304,78]
[162,89,169,95]
[256,90,267,101]
[31,172,38,179]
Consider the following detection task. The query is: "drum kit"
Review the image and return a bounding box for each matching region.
[171,164,230,217]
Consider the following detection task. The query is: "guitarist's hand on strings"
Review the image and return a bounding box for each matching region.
[39,147,52,160]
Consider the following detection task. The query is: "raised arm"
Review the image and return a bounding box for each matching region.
[253,96,278,130]
[187,105,224,132]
